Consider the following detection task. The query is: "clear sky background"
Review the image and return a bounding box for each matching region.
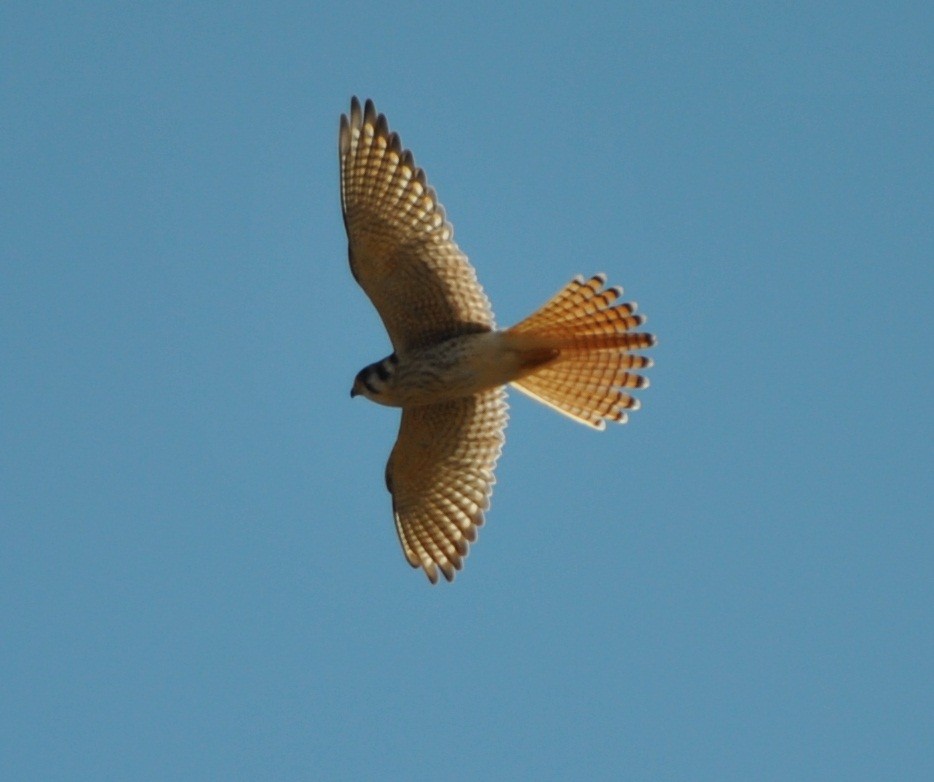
[2,3,931,780]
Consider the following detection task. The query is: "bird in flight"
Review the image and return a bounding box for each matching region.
[340,97,655,583]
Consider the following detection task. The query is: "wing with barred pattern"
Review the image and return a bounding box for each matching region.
[385,388,508,583]
[340,97,495,351]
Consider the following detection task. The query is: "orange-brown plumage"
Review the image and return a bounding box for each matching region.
[505,275,655,429]
[341,98,656,582]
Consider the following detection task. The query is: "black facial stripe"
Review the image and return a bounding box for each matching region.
[375,362,391,381]
[362,377,379,394]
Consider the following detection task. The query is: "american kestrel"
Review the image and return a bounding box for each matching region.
[340,97,655,583]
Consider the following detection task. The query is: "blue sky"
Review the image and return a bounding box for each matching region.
[2,3,931,780]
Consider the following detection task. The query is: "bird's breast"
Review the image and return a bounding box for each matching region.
[387,331,529,406]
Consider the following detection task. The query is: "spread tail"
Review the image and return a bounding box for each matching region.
[506,274,655,429]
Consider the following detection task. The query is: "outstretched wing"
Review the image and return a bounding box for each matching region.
[339,97,495,351]
[385,388,508,583]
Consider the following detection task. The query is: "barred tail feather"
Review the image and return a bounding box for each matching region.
[507,274,655,429]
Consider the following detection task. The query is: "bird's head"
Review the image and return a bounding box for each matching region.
[351,353,399,403]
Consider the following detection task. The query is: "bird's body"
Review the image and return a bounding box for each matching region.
[340,97,656,583]
[352,331,556,408]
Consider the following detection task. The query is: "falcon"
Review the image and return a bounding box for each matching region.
[340,97,655,583]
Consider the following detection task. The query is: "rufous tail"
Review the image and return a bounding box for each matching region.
[506,274,655,429]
